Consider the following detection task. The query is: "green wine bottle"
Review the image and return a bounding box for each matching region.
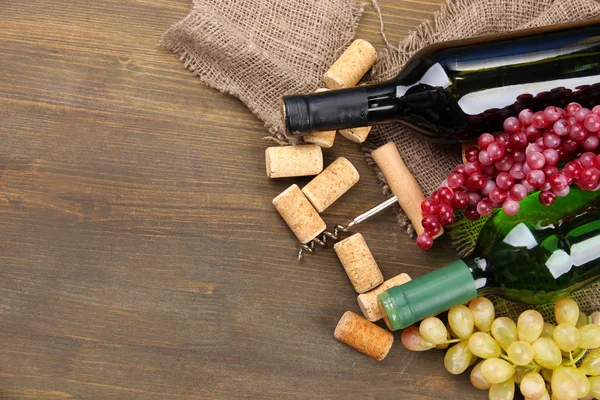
[378,187,600,331]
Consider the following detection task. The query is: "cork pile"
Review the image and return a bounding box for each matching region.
[268,40,420,361]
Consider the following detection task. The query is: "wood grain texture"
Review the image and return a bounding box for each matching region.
[0,0,489,399]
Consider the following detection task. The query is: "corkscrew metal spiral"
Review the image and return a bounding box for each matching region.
[297,196,398,260]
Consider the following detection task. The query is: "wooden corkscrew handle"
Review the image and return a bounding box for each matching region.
[371,142,443,237]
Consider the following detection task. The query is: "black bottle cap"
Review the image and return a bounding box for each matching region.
[282,95,310,135]
[282,87,370,135]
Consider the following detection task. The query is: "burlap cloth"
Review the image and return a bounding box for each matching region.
[162,0,600,320]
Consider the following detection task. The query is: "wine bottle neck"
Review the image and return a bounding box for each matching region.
[283,81,403,135]
[378,259,478,331]
[463,256,491,290]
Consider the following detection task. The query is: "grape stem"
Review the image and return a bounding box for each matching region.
[500,354,512,363]
[563,348,588,366]
[445,339,462,344]
[569,351,575,365]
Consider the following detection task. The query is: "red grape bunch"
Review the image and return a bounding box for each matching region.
[417,103,600,250]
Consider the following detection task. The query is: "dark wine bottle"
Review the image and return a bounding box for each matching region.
[283,19,600,143]
[378,186,600,331]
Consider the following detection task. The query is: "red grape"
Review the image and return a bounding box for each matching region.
[543,132,561,149]
[421,198,439,215]
[422,214,441,236]
[543,149,559,166]
[564,160,583,180]
[526,170,546,188]
[502,198,520,216]
[553,119,570,136]
[478,133,495,150]
[532,111,548,129]
[451,191,468,210]
[510,132,528,149]
[447,172,465,190]
[518,108,533,125]
[580,152,596,169]
[565,102,582,117]
[503,117,521,133]
[509,184,527,201]
[476,199,494,216]
[539,191,556,206]
[489,187,508,204]
[464,161,482,176]
[496,172,514,190]
[416,232,433,250]
[464,207,480,221]
[526,151,546,169]
[466,173,486,191]
[584,113,600,132]
[487,142,506,161]
[464,147,480,162]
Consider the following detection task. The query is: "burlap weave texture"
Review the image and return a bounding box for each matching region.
[161,0,364,144]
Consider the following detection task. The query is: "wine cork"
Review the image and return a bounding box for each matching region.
[357,273,412,321]
[592,311,600,326]
[323,39,377,89]
[334,233,384,293]
[303,89,336,148]
[304,130,336,148]
[371,142,442,237]
[272,184,326,244]
[334,311,394,361]
[302,157,359,213]
[339,126,372,144]
[265,144,323,178]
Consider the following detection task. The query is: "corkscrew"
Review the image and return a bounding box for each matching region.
[297,196,399,259]
[297,142,436,260]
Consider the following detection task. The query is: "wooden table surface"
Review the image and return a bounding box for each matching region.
[0,1,486,399]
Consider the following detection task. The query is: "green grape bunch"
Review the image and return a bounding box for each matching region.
[400,297,600,400]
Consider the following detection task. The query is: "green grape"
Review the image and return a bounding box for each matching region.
[551,367,578,400]
[419,316,448,345]
[526,390,549,400]
[491,317,518,351]
[561,367,590,399]
[554,298,579,326]
[517,310,544,343]
[469,352,479,367]
[469,296,495,332]
[580,348,600,376]
[400,326,435,351]
[579,324,600,349]
[514,365,535,384]
[507,341,534,366]
[540,322,556,339]
[480,358,515,384]
[446,321,460,339]
[520,372,546,400]
[470,360,491,390]
[468,332,501,359]
[532,337,562,369]
[436,331,451,350]
[589,376,600,399]
[448,305,474,340]
[489,377,514,400]
[592,311,600,326]
[541,368,553,383]
[553,323,580,352]
[444,341,472,375]
[577,312,588,328]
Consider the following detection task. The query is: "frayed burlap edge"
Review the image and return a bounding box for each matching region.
[160,1,367,145]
